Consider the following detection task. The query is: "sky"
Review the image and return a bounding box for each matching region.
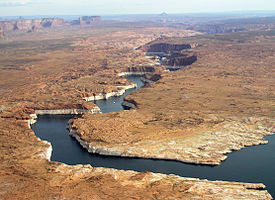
[0,0,275,16]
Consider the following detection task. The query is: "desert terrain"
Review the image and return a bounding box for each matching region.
[0,16,274,199]
[71,31,275,165]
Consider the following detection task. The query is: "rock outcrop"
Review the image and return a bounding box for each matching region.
[0,18,65,32]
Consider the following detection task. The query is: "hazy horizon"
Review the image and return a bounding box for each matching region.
[0,0,275,17]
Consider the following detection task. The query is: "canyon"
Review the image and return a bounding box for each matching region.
[0,17,274,199]
[69,31,275,194]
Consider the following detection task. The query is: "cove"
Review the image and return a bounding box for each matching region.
[31,75,275,197]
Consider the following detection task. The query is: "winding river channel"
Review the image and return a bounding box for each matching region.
[32,75,275,197]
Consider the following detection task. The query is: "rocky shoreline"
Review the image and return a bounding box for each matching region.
[22,110,273,199]
[117,72,149,76]
[1,114,272,199]
[25,107,101,128]
[55,163,273,200]
[37,138,53,161]
[35,107,101,115]
[25,106,102,159]
[69,116,274,165]
[83,84,137,101]
[30,119,272,199]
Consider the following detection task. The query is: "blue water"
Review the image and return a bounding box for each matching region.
[93,75,144,113]
[32,75,275,197]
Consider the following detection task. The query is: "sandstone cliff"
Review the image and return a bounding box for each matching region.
[0,18,65,32]
[140,41,191,53]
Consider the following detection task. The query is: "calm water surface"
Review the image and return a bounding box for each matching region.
[32,75,275,197]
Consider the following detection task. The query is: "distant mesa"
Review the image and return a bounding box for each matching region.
[70,16,102,25]
[0,18,65,32]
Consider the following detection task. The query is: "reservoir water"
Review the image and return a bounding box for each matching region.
[32,75,275,197]
[94,75,145,113]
